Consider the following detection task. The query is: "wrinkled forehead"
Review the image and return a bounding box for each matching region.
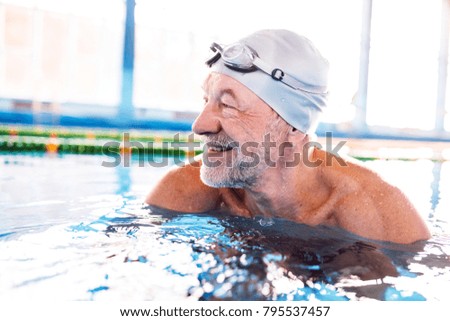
[202,72,261,102]
[202,72,241,91]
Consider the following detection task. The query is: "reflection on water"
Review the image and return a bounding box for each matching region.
[0,153,449,300]
[1,201,448,301]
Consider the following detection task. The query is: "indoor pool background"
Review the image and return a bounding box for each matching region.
[0,151,449,301]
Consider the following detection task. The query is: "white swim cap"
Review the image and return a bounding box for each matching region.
[207,29,329,133]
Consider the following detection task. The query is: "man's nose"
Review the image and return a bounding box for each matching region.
[192,104,222,135]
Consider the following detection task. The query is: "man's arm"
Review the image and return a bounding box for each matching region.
[145,161,221,213]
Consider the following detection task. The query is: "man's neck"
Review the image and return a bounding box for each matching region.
[241,149,330,221]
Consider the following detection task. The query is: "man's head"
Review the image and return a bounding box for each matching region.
[206,29,329,134]
[193,29,329,188]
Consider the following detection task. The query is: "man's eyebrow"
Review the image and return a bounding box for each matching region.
[218,89,237,100]
[202,86,238,101]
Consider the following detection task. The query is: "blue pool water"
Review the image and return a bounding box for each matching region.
[0,152,449,301]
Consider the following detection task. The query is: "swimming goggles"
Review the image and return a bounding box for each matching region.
[206,42,327,95]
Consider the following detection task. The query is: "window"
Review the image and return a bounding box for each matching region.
[366,0,442,130]
[0,0,124,107]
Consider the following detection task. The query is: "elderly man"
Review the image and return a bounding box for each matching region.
[146,29,430,244]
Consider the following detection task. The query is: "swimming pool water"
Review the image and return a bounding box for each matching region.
[0,152,449,301]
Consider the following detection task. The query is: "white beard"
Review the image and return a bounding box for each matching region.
[199,117,290,188]
[200,146,268,188]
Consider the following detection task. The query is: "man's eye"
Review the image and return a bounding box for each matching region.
[220,102,234,109]
[203,97,208,104]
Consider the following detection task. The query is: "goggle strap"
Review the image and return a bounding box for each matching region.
[206,52,221,67]
[206,43,223,67]
[280,73,327,95]
[253,57,326,94]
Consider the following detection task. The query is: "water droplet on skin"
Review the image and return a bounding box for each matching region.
[259,217,275,227]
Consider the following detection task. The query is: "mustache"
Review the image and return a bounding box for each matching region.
[202,134,239,149]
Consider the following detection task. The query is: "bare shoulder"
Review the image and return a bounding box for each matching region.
[145,160,221,213]
[318,150,430,243]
